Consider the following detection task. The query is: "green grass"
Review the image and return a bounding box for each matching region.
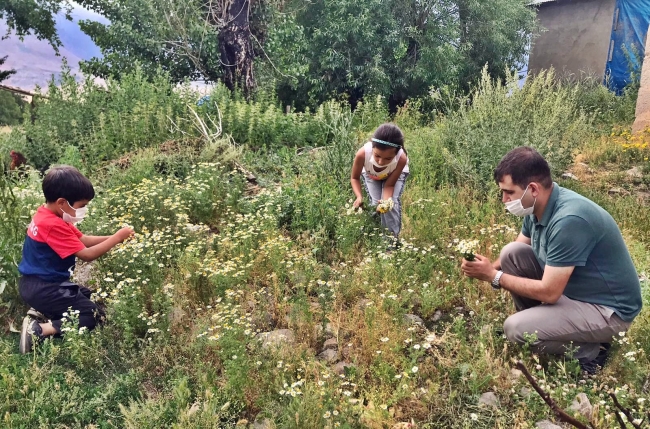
[1,72,649,428]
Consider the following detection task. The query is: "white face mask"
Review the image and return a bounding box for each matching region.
[62,202,88,224]
[370,154,396,169]
[505,185,536,217]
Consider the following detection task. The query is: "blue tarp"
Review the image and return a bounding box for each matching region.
[606,0,650,93]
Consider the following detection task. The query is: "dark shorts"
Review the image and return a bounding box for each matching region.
[19,275,105,333]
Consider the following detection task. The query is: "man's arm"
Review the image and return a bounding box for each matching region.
[492,233,531,270]
[462,253,573,304]
[80,235,111,247]
[499,265,574,304]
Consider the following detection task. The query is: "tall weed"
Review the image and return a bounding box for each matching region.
[421,68,593,190]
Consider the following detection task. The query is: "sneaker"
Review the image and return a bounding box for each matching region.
[19,317,43,354]
[26,308,47,322]
[579,343,611,375]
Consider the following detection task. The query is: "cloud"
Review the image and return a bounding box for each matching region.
[0,3,106,90]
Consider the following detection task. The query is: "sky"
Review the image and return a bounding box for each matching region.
[0,3,107,90]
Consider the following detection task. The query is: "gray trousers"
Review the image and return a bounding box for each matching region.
[501,242,630,361]
[362,172,408,236]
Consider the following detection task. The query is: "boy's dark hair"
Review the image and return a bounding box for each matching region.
[42,165,95,203]
[494,146,552,189]
[372,123,405,153]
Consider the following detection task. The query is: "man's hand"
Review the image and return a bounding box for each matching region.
[115,227,135,242]
[461,254,498,283]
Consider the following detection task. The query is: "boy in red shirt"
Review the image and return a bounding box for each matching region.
[18,166,134,353]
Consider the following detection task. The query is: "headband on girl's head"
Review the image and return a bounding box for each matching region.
[371,138,401,148]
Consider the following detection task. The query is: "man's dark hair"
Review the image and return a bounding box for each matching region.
[494,146,552,189]
[42,165,95,203]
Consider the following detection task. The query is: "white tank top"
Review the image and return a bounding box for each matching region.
[362,141,409,180]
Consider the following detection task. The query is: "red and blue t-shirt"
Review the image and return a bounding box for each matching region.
[18,206,86,282]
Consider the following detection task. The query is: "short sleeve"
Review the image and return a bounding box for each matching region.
[70,224,83,238]
[545,216,597,267]
[45,223,86,259]
[521,216,532,238]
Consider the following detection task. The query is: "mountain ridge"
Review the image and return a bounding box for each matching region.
[0,5,106,90]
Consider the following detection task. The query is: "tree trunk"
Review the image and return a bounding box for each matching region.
[217,0,255,94]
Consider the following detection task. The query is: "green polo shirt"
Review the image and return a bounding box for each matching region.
[521,183,642,322]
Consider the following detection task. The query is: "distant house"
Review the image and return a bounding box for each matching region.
[528,0,650,92]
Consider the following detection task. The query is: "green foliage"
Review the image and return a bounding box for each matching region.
[17,64,192,171]
[70,0,536,111]
[78,0,218,82]
[2,65,650,428]
[264,0,536,109]
[0,55,17,83]
[0,0,71,50]
[414,68,592,190]
[0,89,25,125]
[0,156,41,315]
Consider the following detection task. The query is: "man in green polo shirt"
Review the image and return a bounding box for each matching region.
[461,146,642,373]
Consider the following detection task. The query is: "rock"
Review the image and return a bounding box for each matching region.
[403,314,424,326]
[608,187,628,196]
[318,348,338,363]
[251,417,273,429]
[627,166,643,178]
[72,261,95,285]
[509,368,523,381]
[332,361,355,375]
[569,392,593,420]
[637,191,650,203]
[325,322,336,337]
[478,392,499,408]
[357,299,373,309]
[256,329,295,349]
[313,324,323,338]
[188,402,201,416]
[168,306,186,324]
[519,387,532,398]
[535,420,562,429]
[341,345,352,359]
[561,172,579,181]
[431,310,443,322]
[323,338,338,350]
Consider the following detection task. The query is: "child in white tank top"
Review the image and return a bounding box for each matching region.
[350,123,409,237]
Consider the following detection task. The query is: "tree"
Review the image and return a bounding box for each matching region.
[0,0,72,51]
[0,90,25,125]
[264,0,537,109]
[0,55,16,83]
[78,0,260,93]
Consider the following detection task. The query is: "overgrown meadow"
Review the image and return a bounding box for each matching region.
[0,68,649,428]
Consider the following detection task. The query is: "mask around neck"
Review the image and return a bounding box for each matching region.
[370,154,397,169]
[505,185,536,217]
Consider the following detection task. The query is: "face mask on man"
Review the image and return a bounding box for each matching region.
[505,185,536,217]
[62,201,88,224]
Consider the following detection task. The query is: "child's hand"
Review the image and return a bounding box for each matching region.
[115,227,135,242]
[377,198,394,214]
[353,197,364,208]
